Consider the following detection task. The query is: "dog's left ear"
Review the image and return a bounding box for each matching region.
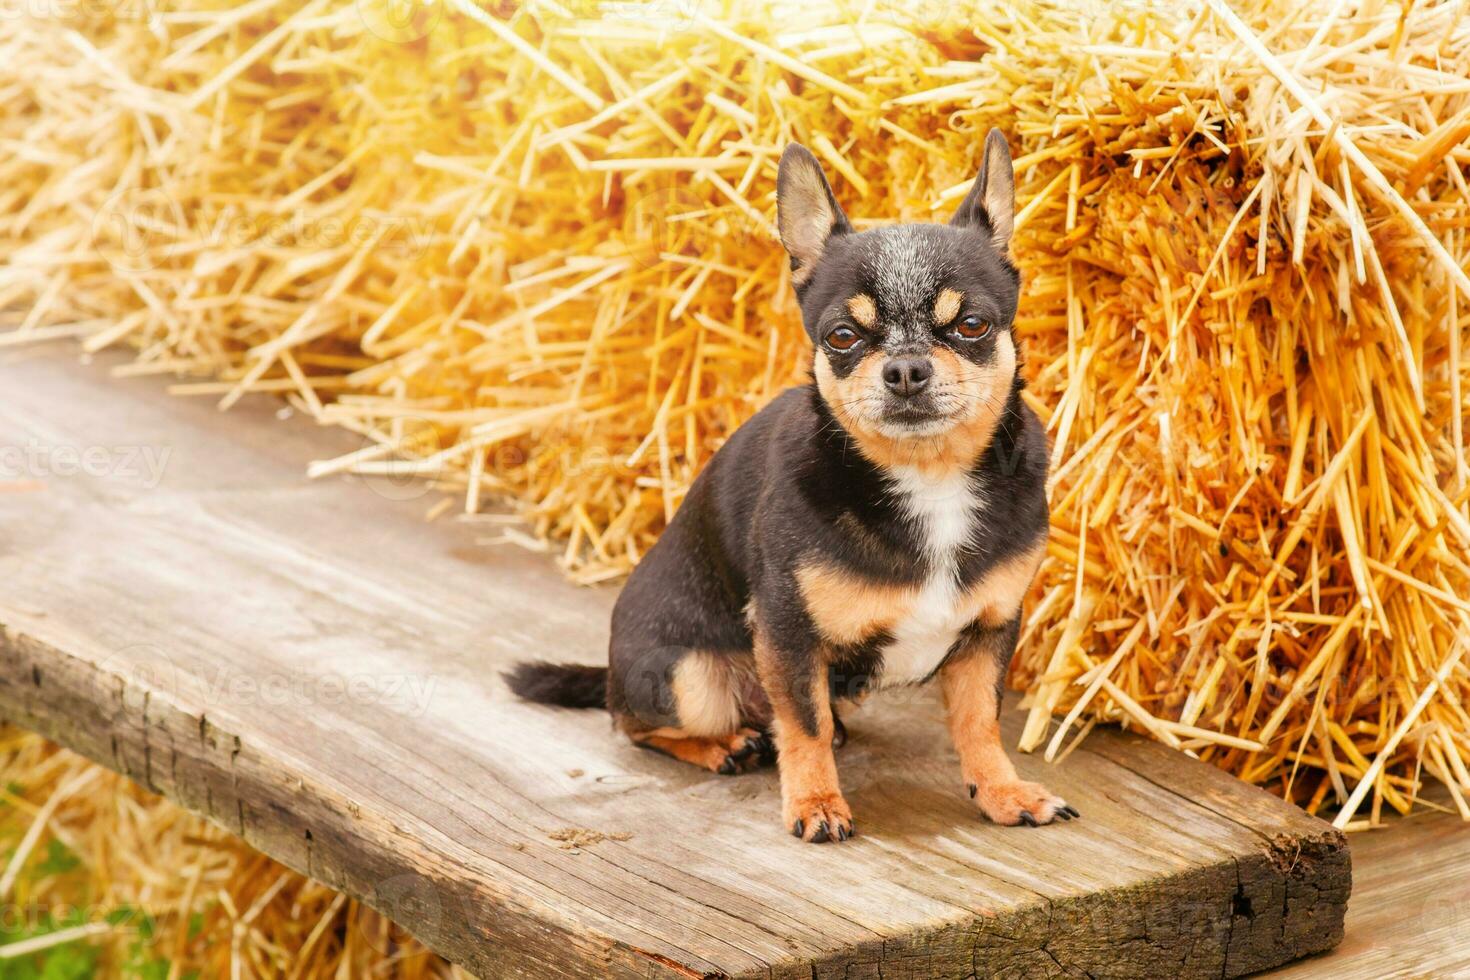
[777,142,851,287]
[951,128,1015,256]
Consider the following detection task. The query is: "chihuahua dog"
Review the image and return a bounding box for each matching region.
[508,129,1074,842]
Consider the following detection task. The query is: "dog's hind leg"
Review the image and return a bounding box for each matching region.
[628,727,773,774]
[612,648,774,773]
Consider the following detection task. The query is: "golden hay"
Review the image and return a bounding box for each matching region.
[0,726,464,977]
[2,0,1470,845]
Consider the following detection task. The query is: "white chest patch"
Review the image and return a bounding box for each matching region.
[875,466,983,688]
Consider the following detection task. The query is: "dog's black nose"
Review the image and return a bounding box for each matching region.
[882,357,933,397]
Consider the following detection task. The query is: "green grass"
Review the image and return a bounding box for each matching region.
[0,802,183,979]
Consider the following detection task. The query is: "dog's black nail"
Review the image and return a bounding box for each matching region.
[1055,808,1072,820]
[836,824,848,842]
[1062,805,1080,819]
[967,783,977,798]
[1019,811,1038,827]
[847,821,856,837]
[811,821,831,844]
[718,757,737,775]
[792,819,804,838]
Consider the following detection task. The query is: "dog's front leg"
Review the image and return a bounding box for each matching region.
[940,617,1079,827]
[753,631,852,843]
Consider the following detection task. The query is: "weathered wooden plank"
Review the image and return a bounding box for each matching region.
[1264,789,1469,979]
[0,345,1350,978]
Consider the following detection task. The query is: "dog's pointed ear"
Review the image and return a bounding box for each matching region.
[777,143,851,287]
[951,128,1015,256]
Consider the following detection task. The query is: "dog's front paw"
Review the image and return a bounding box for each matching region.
[967,779,1078,827]
[785,793,854,843]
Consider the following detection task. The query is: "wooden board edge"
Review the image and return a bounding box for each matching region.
[1223,826,1352,976]
[717,840,1348,978]
[0,620,705,980]
[743,841,1350,979]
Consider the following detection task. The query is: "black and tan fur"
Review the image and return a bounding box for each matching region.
[507,129,1075,842]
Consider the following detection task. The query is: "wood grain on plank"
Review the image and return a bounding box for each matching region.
[0,346,1350,978]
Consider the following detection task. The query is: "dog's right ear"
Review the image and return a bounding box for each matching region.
[950,128,1016,257]
[777,143,851,288]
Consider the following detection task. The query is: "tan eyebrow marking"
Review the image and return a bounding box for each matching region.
[846,293,877,327]
[934,288,964,324]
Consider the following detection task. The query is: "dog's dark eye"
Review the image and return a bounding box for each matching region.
[953,315,992,340]
[825,326,861,351]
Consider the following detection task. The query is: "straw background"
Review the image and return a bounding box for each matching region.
[2,0,1470,970]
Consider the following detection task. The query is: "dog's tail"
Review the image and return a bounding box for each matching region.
[504,661,607,709]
